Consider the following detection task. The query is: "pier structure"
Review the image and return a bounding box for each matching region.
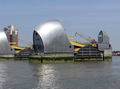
[98,30,112,60]
[32,20,74,62]
[74,30,112,61]
[0,21,112,62]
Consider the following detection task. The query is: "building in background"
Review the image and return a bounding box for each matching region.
[4,25,18,46]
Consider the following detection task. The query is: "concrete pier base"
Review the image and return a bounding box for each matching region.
[103,49,112,61]
[29,53,74,63]
[0,55,14,59]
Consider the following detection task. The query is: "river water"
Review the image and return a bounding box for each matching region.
[0,56,120,89]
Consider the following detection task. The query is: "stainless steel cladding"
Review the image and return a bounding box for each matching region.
[33,20,74,53]
[0,31,14,55]
[98,30,109,44]
[98,30,111,51]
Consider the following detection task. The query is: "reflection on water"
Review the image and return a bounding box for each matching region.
[34,62,114,89]
[36,65,57,89]
[0,63,7,89]
[0,57,120,89]
[0,61,37,89]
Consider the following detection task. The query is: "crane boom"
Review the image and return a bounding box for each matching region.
[18,39,33,48]
[75,32,95,43]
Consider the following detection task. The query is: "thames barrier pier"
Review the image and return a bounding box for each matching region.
[0,20,112,62]
[74,30,112,61]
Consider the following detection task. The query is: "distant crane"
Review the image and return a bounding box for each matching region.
[68,36,88,52]
[18,39,33,48]
[75,32,97,47]
[75,32,96,44]
[68,32,97,52]
[10,39,33,53]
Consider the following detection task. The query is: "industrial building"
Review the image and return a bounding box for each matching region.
[74,45,102,59]
[98,30,112,51]
[3,25,32,54]
[4,25,18,46]
[98,30,112,59]
[0,21,112,61]
[32,20,112,61]
[0,31,14,55]
[74,30,112,60]
[33,20,74,54]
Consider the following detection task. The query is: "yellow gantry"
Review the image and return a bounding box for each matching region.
[10,38,33,54]
[11,46,26,50]
[75,32,94,43]
[10,42,16,45]
[70,41,88,52]
[68,32,97,52]
[11,45,26,53]
[70,41,87,47]
[68,37,74,39]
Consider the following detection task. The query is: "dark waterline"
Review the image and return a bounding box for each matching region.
[0,56,120,89]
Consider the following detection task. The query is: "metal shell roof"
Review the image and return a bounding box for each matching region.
[0,31,14,55]
[98,30,111,51]
[33,20,74,53]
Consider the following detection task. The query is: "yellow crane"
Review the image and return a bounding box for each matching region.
[75,32,94,43]
[75,32,97,47]
[10,39,33,53]
[68,37,74,39]
[68,32,97,52]
[18,39,33,48]
[70,41,87,52]
[68,36,88,52]
[11,45,26,53]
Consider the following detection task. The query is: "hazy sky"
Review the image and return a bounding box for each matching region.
[0,0,120,50]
